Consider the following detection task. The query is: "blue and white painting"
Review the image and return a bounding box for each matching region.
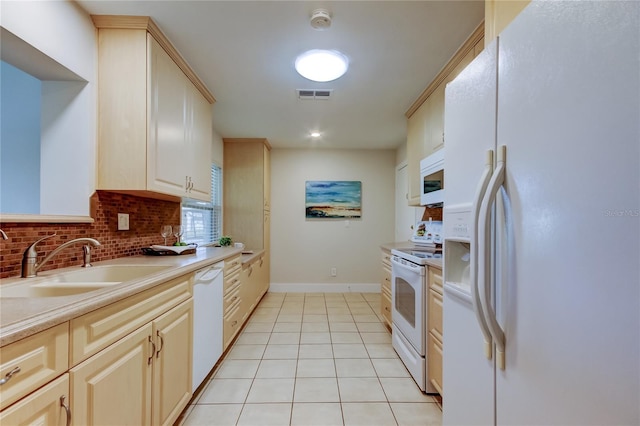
[305,181,362,219]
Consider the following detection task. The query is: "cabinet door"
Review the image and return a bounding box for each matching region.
[406,101,429,205]
[70,323,153,426]
[0,374,70,426]
[187,87,212,201]
[148,35,188,197]
[152,299,193,426]
[263,145,271,211]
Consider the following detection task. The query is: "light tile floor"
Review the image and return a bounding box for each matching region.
[179,292,442,426]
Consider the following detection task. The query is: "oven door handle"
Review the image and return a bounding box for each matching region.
[391,256,425,275]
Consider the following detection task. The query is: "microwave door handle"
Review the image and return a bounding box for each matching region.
[473,149,495,360]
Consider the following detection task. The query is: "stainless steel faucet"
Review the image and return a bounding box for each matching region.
[21,233,101,278]
[0,229,8,240]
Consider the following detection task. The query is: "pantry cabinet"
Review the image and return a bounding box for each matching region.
[93,16,215,202]
[223,138,272,250]
[405,25,484,205]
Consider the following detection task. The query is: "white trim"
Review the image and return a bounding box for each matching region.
[396,160,408,172]
[268,283,380,293]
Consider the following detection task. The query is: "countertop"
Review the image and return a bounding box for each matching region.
[380,241,443,269]
[0,246,248,347]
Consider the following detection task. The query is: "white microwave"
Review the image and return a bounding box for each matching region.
[420,149,445,206]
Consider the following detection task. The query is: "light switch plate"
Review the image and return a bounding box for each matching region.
[117,213,130,231]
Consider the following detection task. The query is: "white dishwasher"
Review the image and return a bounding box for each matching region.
[192,261,224,392]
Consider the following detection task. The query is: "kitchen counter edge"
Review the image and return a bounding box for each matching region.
[0,246,242,347]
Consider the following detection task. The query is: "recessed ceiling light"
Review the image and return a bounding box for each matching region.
[295,49,349,82]
[310,131,321,138]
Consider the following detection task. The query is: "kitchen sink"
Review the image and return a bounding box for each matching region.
[49,264,171,283]
[0,265,172,298]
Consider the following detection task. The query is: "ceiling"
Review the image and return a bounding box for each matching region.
[76,1,484,150]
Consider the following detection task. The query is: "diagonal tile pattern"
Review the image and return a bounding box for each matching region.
[179,292,442,426]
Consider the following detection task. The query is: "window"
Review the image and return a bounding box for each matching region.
[181,164,222,245]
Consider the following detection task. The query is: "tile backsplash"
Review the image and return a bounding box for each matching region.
[0,191,180,279]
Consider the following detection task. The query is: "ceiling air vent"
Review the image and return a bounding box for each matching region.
[297,89,333,100]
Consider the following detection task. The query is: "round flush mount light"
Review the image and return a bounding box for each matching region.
[295,49,349,82]
[310,131,321,138]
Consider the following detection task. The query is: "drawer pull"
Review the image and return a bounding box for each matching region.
[385,306,390,312]
[248,266,253,277]
[232,296,238,302]
[232,320,238,326]
[232,279,239,284]
[60,395,72,426]
[259,258,264,267]
[0,366,21,385]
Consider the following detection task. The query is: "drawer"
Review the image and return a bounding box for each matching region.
[428,266,443,294]
[381,250,392,271]
[428,288,443,339]
[381,269,391,293]
[0,373,69,425]
[224,270,241,293]
[428,332,443,395]
[0,323,68,411]
[223,304,243,350]
[70,275,191,366]
[224,255,242,276]
[380,292,392,326]
[223,285,241,313]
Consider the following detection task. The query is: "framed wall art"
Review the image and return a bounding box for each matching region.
[305,180,362,219]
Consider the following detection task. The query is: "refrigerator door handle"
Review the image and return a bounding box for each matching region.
[472,149,495,360]
[479,145,507,370]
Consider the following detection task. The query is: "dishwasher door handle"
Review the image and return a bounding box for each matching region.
[195,268,222,283]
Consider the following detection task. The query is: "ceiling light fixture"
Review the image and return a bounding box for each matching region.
[295,49,349,82]
[310,131,321,138]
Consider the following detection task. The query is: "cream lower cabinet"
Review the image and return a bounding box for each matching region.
[240,255,269,322]
[427,266,443,395]
[70,323,153,425]
[70,299,193,426]
[0,374,70,426]
[223,255,243,350]
[380,249,392,327]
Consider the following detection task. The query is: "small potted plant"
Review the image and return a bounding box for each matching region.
[218,236,232,247]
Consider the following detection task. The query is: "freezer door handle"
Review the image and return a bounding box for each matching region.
[472,149,495,360]
[479,145,507,370]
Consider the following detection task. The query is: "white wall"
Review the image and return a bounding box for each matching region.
[270,149,395,292]
[0,61,41,214]
[1,0,96,216]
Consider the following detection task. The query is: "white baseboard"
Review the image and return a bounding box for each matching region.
[268,283,381,293]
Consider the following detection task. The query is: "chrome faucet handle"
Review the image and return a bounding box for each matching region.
[23,233,57,259]
[21,233,56,278]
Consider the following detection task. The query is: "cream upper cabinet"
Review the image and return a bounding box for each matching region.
[405,25,484,206]
[93,16,214,202]
[485,0,530,44]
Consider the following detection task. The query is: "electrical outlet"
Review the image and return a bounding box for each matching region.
[117,213,130,231]
[331,267,337,277]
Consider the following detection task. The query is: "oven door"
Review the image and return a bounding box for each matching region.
[391,255,426,355]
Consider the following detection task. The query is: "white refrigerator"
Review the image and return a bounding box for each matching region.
[442,1,639,425]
